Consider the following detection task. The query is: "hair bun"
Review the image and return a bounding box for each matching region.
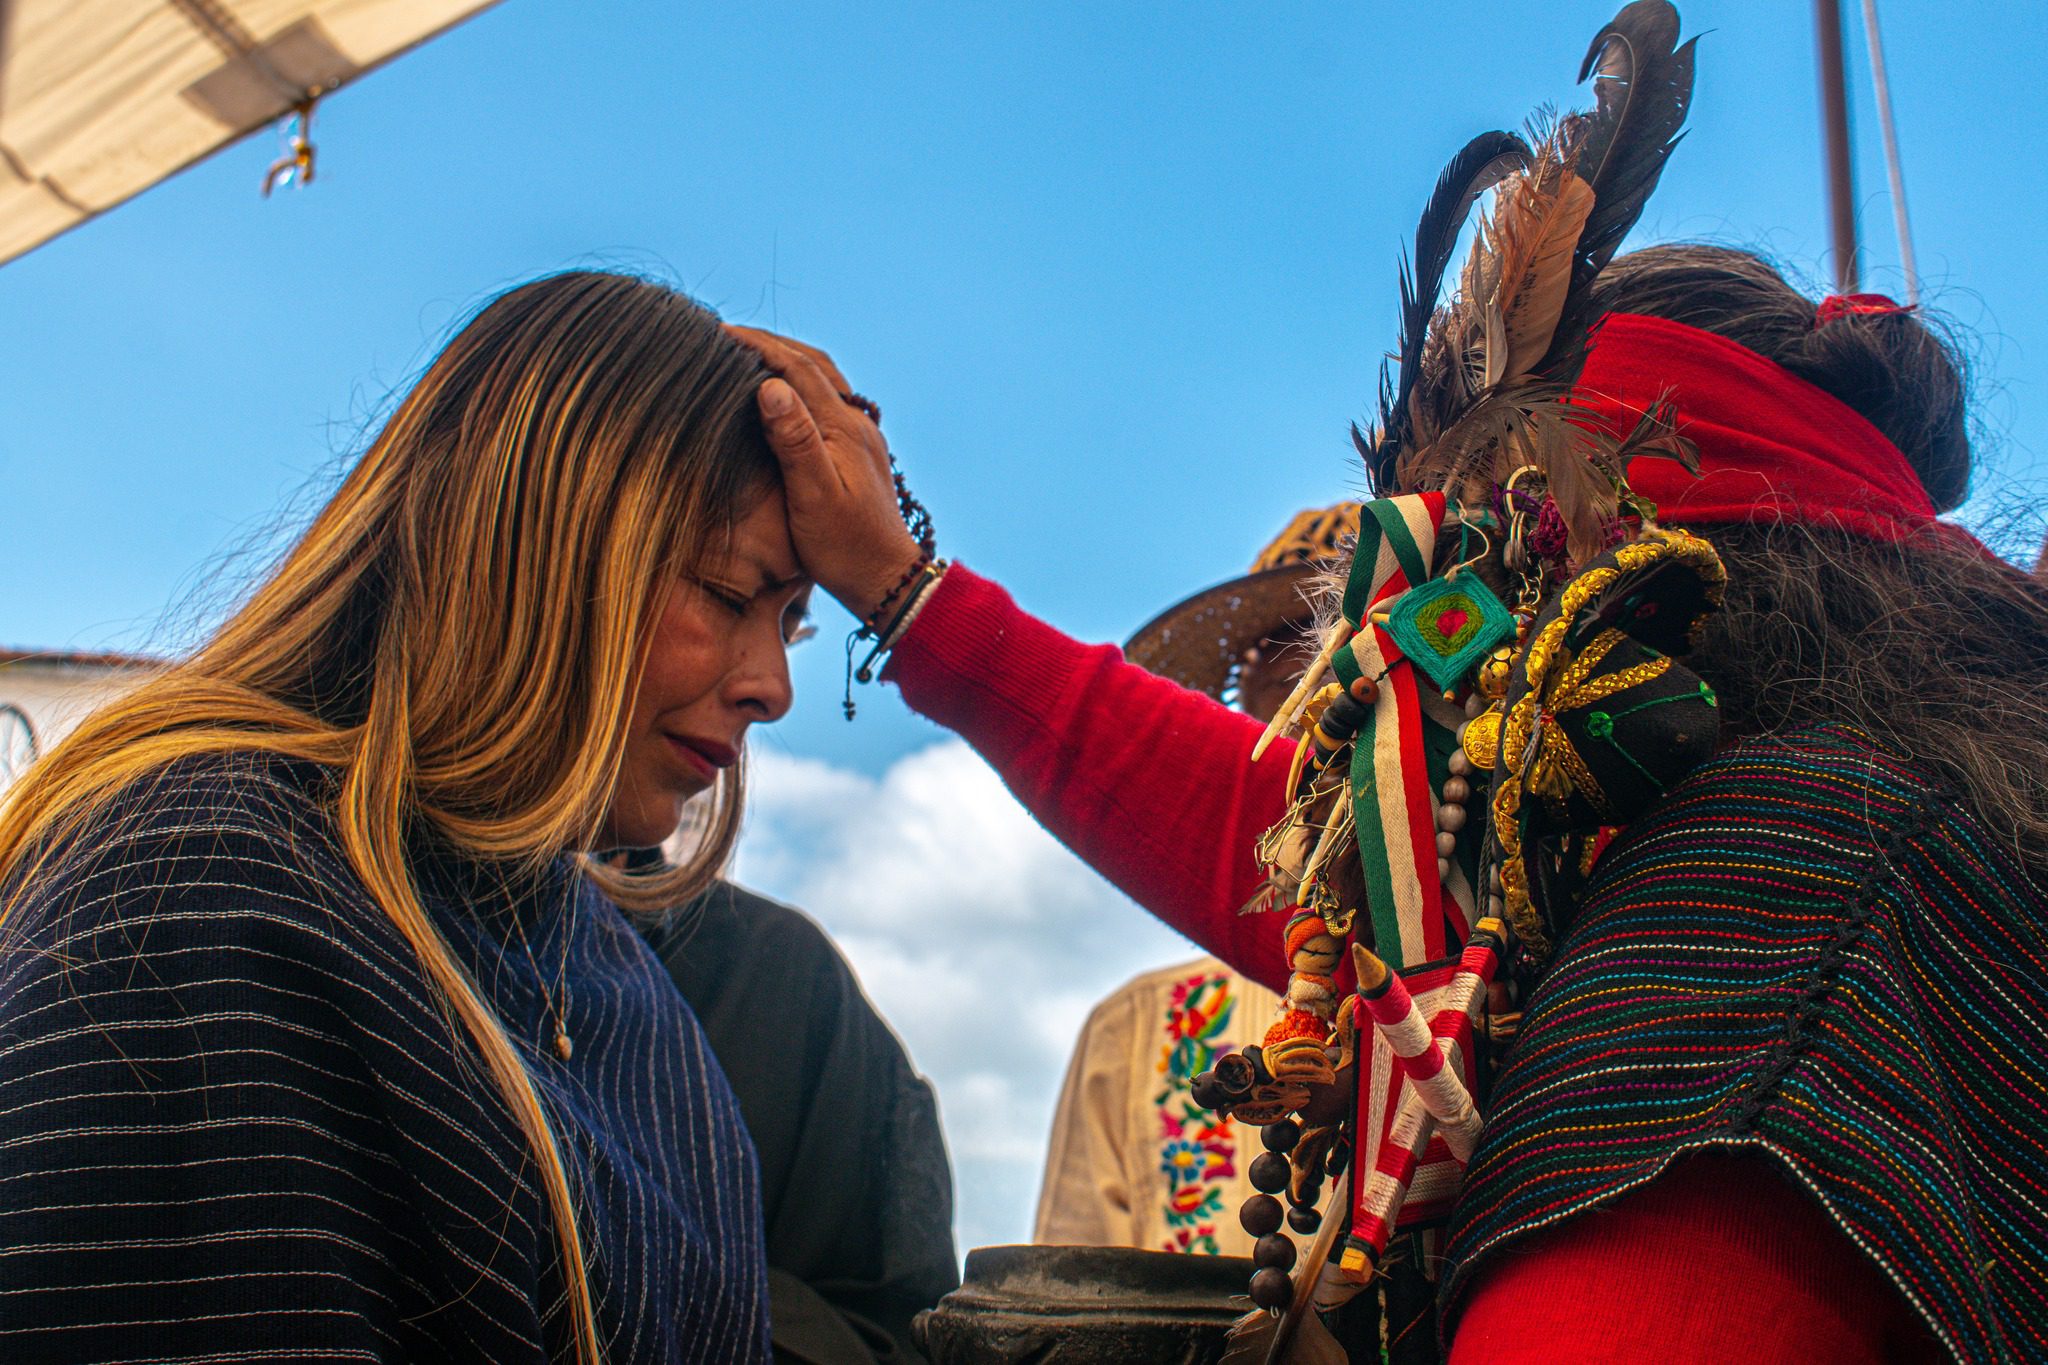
[1792,295,1969,512]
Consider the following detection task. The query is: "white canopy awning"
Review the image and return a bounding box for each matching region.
[0,0,500,266]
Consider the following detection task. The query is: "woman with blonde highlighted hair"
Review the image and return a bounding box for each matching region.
[0,271,847,1362]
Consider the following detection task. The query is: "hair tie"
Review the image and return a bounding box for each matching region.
[1816,293,1913,326]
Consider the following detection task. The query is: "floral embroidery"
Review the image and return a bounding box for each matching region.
[1155,969,1241,1253]
[1167,1182,1225,1225]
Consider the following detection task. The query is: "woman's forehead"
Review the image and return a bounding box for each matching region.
[717,490,805,588]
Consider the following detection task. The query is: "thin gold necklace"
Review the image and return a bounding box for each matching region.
[506,873,576,1062]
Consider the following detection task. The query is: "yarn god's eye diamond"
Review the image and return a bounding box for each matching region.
[1381,574,1517,693]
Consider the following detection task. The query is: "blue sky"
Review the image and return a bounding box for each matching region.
[8,0,2046,772]
[7,1,2048,1251]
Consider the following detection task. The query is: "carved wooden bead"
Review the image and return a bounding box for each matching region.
[1250,1268,1293,1312]
[1436,830,1459,859]
[1240,1194,1284,1237]
[1437,803,1468,833]
[1348,675,1379,705]
[1249,1151,1291,1194]
[1436,856,1451,881]
[1442,776,1471,804]
[1254,1233,1298,1272]
[1447,748,1473,777]
[1213,1054,1257,1098]
[1323,691,1372,735]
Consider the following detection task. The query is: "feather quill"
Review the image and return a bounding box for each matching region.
[1216,1302,1346,1365]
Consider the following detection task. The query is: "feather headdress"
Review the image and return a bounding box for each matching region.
[1356,0,1698,562]
[1198,8,1722,1357]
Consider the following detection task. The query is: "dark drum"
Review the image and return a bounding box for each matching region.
[913,1245,1253,1364]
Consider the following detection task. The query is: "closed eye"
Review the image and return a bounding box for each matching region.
[693,578,751,615]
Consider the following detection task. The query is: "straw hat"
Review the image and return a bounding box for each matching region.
[1124,502,1362,701]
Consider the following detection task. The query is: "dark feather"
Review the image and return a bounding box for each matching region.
[1539,0,1697,372]
[1602,394,1699,475]
[1573,0,1682,190]
[1366,2,1698,507]
[1367,130,1530,491]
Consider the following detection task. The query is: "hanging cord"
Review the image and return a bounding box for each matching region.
[1858,0,1919,304]
[839,422,943,719]
[262,99,318,197]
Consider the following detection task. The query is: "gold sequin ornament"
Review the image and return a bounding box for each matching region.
[1475,645,1516,702]
[1459,707,1504,771]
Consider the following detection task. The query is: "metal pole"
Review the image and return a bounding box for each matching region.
[1859,0,1919,303]
[1814,0,1860,292]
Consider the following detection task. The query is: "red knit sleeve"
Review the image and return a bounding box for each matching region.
[884,565,1298,993]
[1447,1152,1943,1363]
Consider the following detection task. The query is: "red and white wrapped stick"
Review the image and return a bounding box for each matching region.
[1337,921,1508,1280]
[1352,942,1484,1159]
[1443,918,1507,1021]
[1340,1085,1438,1280]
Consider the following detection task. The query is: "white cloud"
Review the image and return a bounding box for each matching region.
[729,739,1200,1256]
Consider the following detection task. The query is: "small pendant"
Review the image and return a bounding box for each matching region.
[554,1030,574,1062]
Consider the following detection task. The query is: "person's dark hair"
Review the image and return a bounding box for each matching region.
[1589,245,2048,873]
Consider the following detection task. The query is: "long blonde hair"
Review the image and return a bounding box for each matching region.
[0,271,778,1362]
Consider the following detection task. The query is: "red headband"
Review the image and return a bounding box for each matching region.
[1574,312,1978,551]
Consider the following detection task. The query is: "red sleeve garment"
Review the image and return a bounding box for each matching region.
[885,564,1300,994]
[887,571,1945,1361]
[1447,1152,1943,1364]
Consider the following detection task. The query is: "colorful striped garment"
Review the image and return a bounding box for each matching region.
[0,753,771,1363]
[1443,724,2048,1362]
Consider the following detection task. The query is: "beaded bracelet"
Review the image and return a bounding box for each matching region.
[843,559,949,719]
[863,554,935,634]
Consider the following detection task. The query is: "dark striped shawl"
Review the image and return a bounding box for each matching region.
[1444,724,2048,1362]
[0,753,770,1363]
